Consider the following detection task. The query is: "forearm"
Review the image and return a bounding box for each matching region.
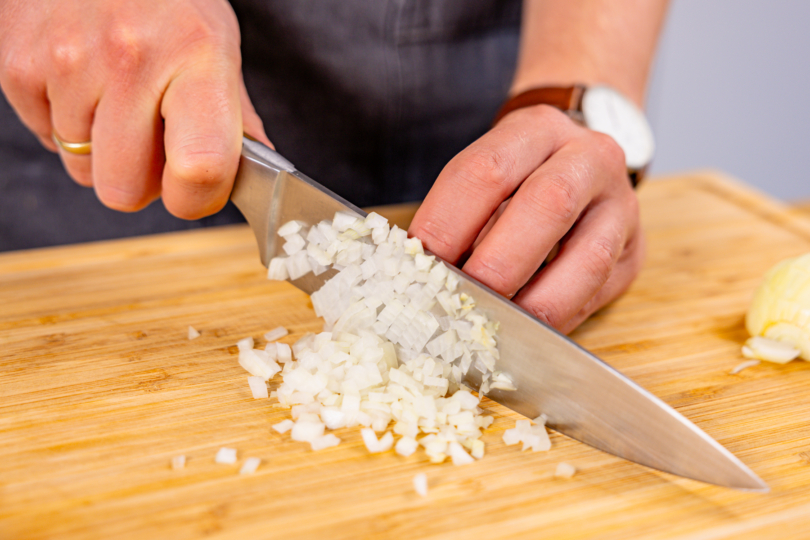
[510,0,669,106]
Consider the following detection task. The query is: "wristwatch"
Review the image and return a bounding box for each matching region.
[493,85,655,187]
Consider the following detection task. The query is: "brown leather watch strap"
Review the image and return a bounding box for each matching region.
[492,85,586,126]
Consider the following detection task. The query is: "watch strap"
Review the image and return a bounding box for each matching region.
[492,85,586,126]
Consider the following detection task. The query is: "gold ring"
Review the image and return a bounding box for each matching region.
[52,131,92,155]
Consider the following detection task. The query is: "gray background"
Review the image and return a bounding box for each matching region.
[646,0,809,201]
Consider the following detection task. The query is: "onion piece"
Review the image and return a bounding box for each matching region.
[240,457,261,475]
[264,326,289,341]
[730,359,760,374]
[188,326,201,340]
[272,419,294,433]
[413,473,428,497]
[215,447,237,464]
[395,436,418,457]
[743,336,801,363]
[267,257,289,281]
[247,376,269,399]
[555,462,577,479]
[310,434,341,451]
[448,441,474,465]
[361,429,394,453]
[171,455,186,470]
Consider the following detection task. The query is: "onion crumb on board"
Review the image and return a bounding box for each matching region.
[215,447,237,465]
[502,419,551,452]
[264,326,289,341]
[240,457,261,475]
[188,326,201,340]
[413,473,428,497]
[555,462,576,479]
[730,359,760,375]
[171,455,186,470]
[247,376,269,399]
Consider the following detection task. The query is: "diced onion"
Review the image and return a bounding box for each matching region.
[264,326,289,341]
[413,473,428,497]
[247,376,269,399]
[240,457,261,474]
[171,455,186,470]
[502,419,551,452]
[730,359,760,374]
[235,212,526,465]
[215,447,237,464]
[272,419,294,433]
[188,326,201,340]
[555,462,576,479]
[742,336,801,364]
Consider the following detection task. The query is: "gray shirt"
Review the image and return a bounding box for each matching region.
[0,0,520,251]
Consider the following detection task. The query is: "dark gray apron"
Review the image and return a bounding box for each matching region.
[0,0,520,251]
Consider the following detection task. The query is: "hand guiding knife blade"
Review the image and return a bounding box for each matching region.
[231,137,768,492]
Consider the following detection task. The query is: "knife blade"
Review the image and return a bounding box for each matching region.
[231,137,768,492]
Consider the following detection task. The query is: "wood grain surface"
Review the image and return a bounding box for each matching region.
[3,172,810,540]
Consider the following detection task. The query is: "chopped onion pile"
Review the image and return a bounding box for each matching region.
[238,211,520,464]
[502,418,551,452]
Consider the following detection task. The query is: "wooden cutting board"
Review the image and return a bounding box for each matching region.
[2,172,810,540]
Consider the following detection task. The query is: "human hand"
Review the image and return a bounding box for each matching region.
[409,105,645,334]
[0,0,270,218]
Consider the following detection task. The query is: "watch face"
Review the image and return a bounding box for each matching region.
[581,86,655,170]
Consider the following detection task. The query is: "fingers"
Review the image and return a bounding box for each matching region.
[160,60,243,220]
[0,46,55,151]
[47,68,98,187]
[561,228,646,334]
[91,87,164,211]
[512,192,642,333]
[409,105,574,264]
[461,139,611,296]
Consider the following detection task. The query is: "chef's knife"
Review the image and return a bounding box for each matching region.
[232,137,768,492]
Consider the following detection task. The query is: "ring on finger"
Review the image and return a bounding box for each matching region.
[52,130,92,155]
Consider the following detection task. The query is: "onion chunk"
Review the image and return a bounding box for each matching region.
[215,447,237,465]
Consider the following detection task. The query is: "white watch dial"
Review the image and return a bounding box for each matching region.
[581,86,655,170]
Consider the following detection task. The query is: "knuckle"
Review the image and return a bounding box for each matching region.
[526,299,563,330]
[466,256,513,295]
[104,23,149,74]
[49,36,87,75]
[2,47,35,87]
[590,131,626,172]
[529,173,581,224]
[453,147,514,196]
[583,234,620,283]
[509,103,569,127]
